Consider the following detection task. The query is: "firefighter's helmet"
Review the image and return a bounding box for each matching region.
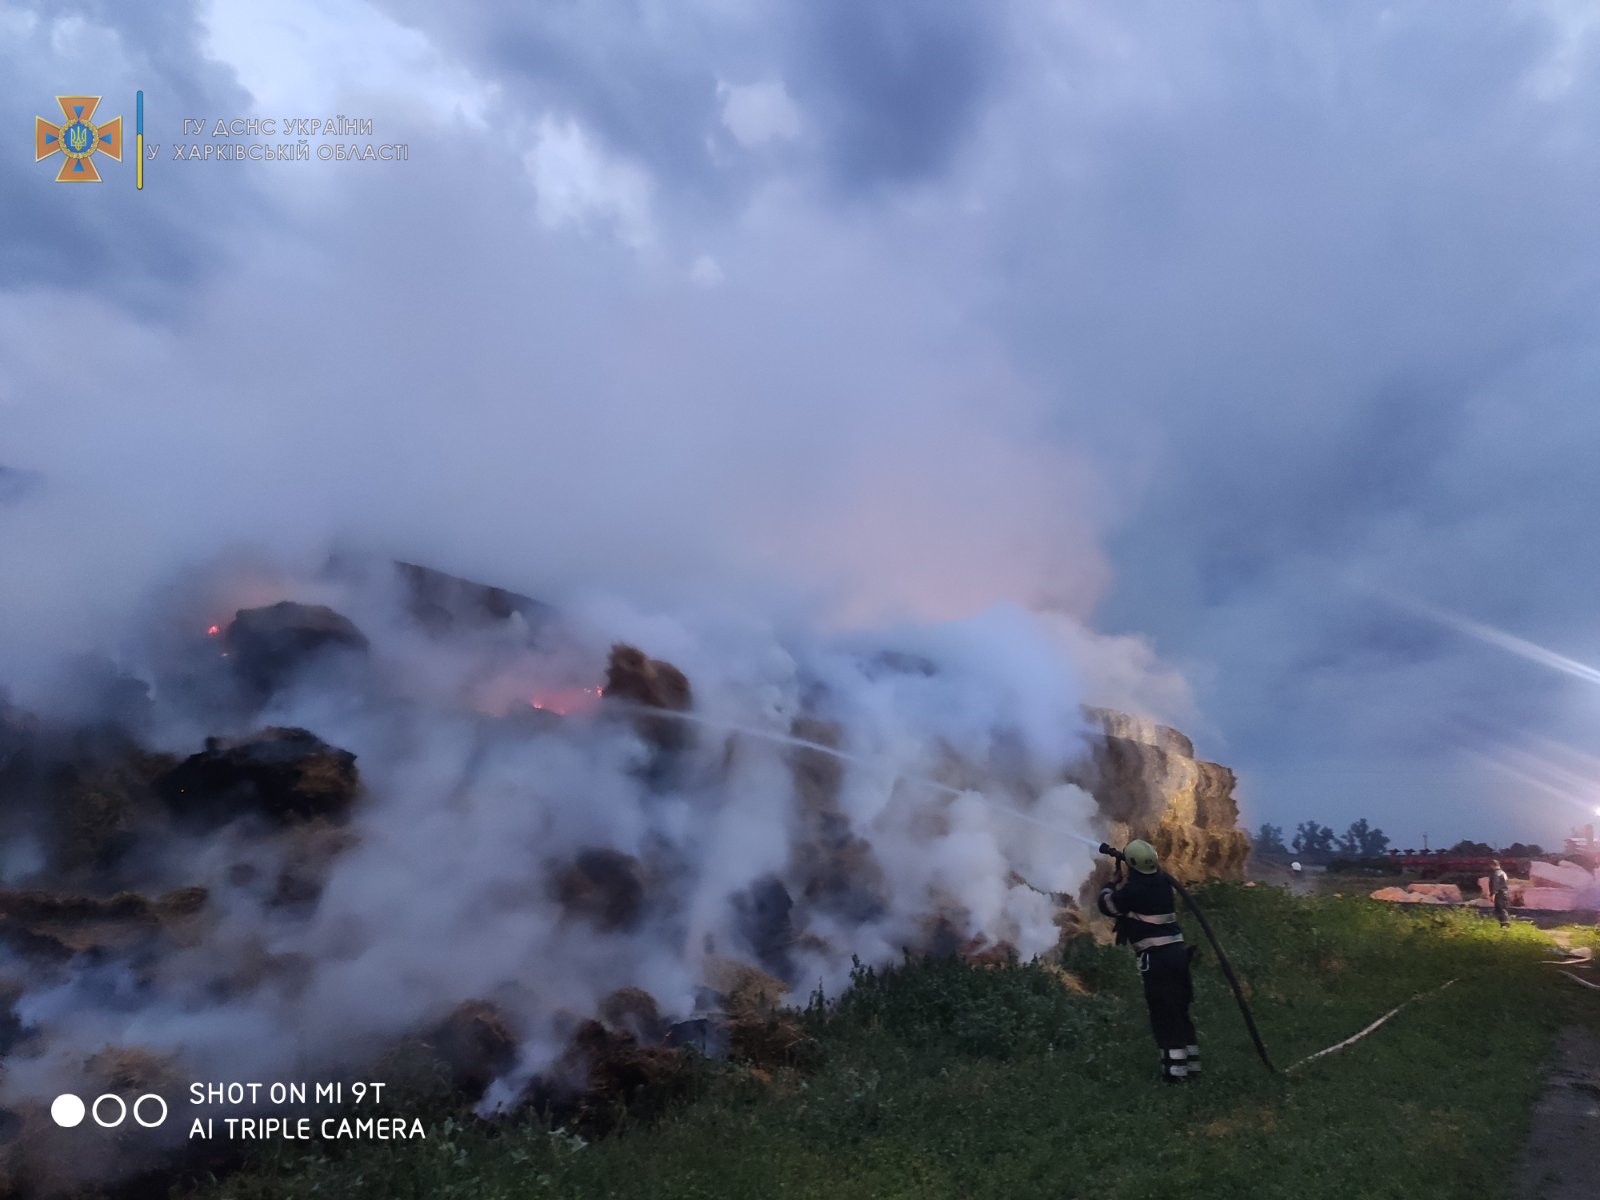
[1124,839,1159,874]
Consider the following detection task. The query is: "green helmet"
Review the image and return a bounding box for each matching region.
[1124,839,1160,874]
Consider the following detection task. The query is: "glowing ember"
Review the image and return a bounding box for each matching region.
[207,624,221,637]
[528,686,604,717]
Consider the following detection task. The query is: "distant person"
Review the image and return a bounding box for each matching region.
[1098,839,1198,1083]
[1489,860,1511,928]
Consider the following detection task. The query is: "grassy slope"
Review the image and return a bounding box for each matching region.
[186,887,1598,1200]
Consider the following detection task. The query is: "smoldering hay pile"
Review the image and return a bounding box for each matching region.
[0,558,1248,1192]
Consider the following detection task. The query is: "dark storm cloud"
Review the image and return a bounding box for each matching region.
[779,0,1003,192]
[0,0,260,308]
[373,0,733,203]
[374,0,1007,199]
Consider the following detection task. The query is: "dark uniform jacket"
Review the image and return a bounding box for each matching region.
[1097,870,1184,951]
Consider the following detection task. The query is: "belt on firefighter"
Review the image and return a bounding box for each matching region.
[1133,933,1184,951]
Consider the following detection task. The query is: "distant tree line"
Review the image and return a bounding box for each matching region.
[1252,819,1390,864]
[1437,840,1544,859]
[1253,823,1545,865]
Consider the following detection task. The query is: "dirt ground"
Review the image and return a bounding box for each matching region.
[1513,934,1600,1200]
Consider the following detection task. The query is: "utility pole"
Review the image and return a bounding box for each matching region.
[1422,832,1428,852]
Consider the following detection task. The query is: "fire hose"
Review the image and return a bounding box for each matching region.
[1098,842,1278,1073]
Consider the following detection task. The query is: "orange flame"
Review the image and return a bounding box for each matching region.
[527,686,605,716]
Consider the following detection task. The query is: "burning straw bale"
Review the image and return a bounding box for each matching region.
[728,1007,814,1070]
[732,874,796,981]
[393,560,554,636]
[427,1001,521,1102]
[48,749,177,878]
[261,820,360,913]
[694,958,816,1070]
[551,848,646,932]
[911,913,1021,966]
[599,986,667,1043]
[703,956,790,1017]
[0,887,208,962]
[0,706,177,882]
[536,1020,696,1135]
[222,600,370,700]
[156,727,360,827]
[602,644,693,750]
[785,718,889,926]
[1077,708,1251,883]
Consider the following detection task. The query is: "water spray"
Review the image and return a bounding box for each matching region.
[612,700,1282,1063]
[605,699,1106,849]
[1098,842,1277,1073]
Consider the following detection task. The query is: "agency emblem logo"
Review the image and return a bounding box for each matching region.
[35,95,123,181]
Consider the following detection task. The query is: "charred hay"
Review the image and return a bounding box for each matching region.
[393,561,555,637]
[156,727,360,827]
[222,601,370,700]
[603,644,693,752]
[551,848,646,932]
[785,719,889,926]
[731,873,796,981]
[599,986,667,1044]
[0,704,177,884]
[428,1001,520,1102]
[0,888,207,968]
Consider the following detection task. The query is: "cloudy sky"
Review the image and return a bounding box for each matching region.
[5,0,1600,849]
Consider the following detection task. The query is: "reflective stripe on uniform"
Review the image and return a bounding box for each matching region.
[1126,912,1177,924]
[1132,932,1184,951]
[1099,888,1121,914]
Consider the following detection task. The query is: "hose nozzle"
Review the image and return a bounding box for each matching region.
[1098,841,1125,862]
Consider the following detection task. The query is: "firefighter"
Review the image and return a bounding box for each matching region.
[1098,839,1198,1082]
[1489,859,1511,928]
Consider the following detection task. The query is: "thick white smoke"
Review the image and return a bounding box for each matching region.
[0,47,1194,1176]
[0,557,1166,1123]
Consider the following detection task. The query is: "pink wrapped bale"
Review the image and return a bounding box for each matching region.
[1406,883,1463,903]
[1370,887,1420,903]
[1517,861,1600,911]
[1522,887,1582,911]
[1530,860,1593,891]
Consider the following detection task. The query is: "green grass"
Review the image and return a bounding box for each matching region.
[181,887,1595,1200]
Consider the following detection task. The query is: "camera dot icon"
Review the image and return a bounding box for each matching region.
[51,1094,86,1128]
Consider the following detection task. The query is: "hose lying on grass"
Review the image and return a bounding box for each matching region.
[1283,978,1458,1073]
[1166,872,1278,1073]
